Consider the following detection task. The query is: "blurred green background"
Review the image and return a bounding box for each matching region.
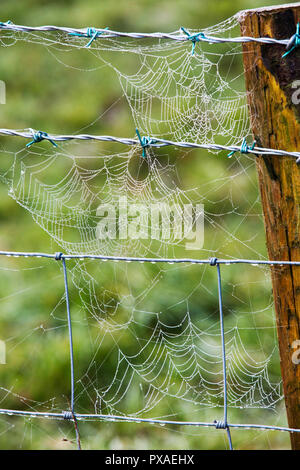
[0,0,294,450]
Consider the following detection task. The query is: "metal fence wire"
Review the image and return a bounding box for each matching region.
[0,17,299,451]
[0,251,299,450]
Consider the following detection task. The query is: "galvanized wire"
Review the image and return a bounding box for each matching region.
[0,249,299,450]
[1,15,299,450]
[216,262,233,450]
[0,250,299,266]
[0,21,292,46]
[1,128,300,162]
[60,256,81,450]
[0,407,300,433]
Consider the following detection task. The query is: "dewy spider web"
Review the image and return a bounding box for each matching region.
[0,14,293,449]
[0,16,251,146]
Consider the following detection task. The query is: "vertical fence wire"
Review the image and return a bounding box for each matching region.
[61,255,81,450]
[215,261,233,450]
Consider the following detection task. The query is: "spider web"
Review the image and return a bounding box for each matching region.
[0,14,289,448]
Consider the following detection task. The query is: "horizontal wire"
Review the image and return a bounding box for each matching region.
[0,21,291,46]
[0,408,299,433]
[0,250,299,265]
[1,128,300,162]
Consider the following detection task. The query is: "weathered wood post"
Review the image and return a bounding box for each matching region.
[237,3,300,449]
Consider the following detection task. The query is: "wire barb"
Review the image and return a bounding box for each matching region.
[26,129,58,148]
[135,128,157,158]
[282,22,300,58]
[180,27,206,55]
[69,26,109,47]
[0,20,12,27]
[227,138,256,158]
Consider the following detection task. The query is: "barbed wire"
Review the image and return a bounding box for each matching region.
[0,20,292,46]
[1,128,300,163]
[0,15,299,449]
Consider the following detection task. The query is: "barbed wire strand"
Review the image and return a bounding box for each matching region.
[0,128,300,163]
[0,21,292,46]
[0,16,299,451]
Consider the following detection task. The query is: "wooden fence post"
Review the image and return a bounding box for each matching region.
[237,3,300,449]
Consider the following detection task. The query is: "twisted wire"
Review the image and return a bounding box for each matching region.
[0,21,292,46]
[1,128,300,162]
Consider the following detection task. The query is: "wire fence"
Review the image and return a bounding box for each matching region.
[1,128,300,163]
[1,13,299,451]
[0,20,294,46]
[0,250,299,450]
